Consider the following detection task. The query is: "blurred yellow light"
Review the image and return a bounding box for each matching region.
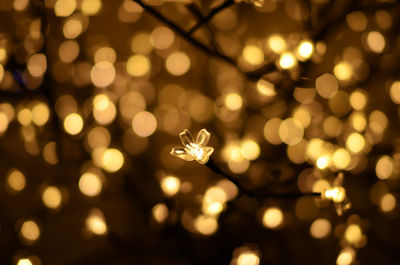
[312,179,330,193]
[316,73,338,99]
[296,40,313,60]
[268,34,286,54]
[243,45,264,66]
[81,0,102,15]
[241,139,260,161]
[79,172,102,196]
[194,215,218,235]
[279,118,304,145]
[54,0,77,17]
[20,220,40,242]
[0,64,4,82]
[27,53,47,77]
[0,112,9,133]
[165,51,190,76]
[225,93,243,111]
[262,207,283,229]
[42,186,62,209]
[346,11,367,32]
[380,193,396,212]
[367,31,385,53]
[94,47,116,63]
[346,133,365,153]
[59,40,79,63]
[375,155,393,180]
[349,90,367,110]
[7,169,26,192]
[131,33,153,55]
[237,252,260,265]
[264,118,282,145]
[293,107,311,128]
[350,112,367,132]
[344,224,362,244]
[334,61,353,81]
[43,141,59,165]
[151,26,174,50]
[87,126,111,149]
[32,102,50,126]
[316,155,330,169]
[161,176,180,196]
[63,113,83,135]
[389,81,400,104]
[369,110,388,134]
[152,203,169,223]
[336,248,355,265]
[279,52,296,69]
[101,148,124,173]
[17,259,32,265]
[310,218,331,239]
[132,111,157,137]
[375,10,392,30]
[86,209,107,235]
[90,61,116,87]
[202,186,227,216]
[17,108,32,126]
[332,148,351,169]
[93,98,116,125]
[256,79,276,97]
[63,18,83,39]
[126,54,150,77]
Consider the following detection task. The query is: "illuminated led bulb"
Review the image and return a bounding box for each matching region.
[171,129,214,164]
[296,40,313,61]
[86,209,107,235]
[323,187,346,203]
[160,176,180,196]
[278,52,297,69]
[316,155,331,169]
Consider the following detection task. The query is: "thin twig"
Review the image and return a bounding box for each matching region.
[188,0,235,35]
[131,0,277,80]
[206,158,320,199]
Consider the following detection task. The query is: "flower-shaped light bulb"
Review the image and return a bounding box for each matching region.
[170,129,214,164]
[321,173,351,215]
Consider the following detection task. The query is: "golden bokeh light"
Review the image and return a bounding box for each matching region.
[152,203,169,223]
[225,93,243,111]
[151,26,174,50]
[81,0,102,15]
[267,34,286,54]
[242,45,264,66]
[345,133,365,154]
[349,90,367,110]
[160,175,180,196]
[237,251,260,265]
[316,73,338,99]
[101,148,124,173]
[279,118,304,145]
[79,172,103,197]
[262,207,283,229]
[389,81,400,104]
[86,209,107,235]
[336,248,355,265]
[131,33,153,55]
[32,102,50,126]
[6,169,26,192]
[126,54,151,77]
[27,53,47,77]
[165,51,191,76]
[310,218,331,239]
[194,215,218,235]
[90,61,116,87]
[334,61,353,81]
[344,224,362,245]
[366,31,385,53]
[17,259,33,265]
[20,220,40,243]
[346,11,367,32]
[63,113,84,135]
[54,0,77,17]
[332,148,351,170]
[380,193,396,212]
[278,52,297,69]
[375,156,393,180]
[296,40,313,61]
[132,111,157,137]
[42,186,62,209]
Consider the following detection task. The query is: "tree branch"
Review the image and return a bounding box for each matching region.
[206,158,320,199]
